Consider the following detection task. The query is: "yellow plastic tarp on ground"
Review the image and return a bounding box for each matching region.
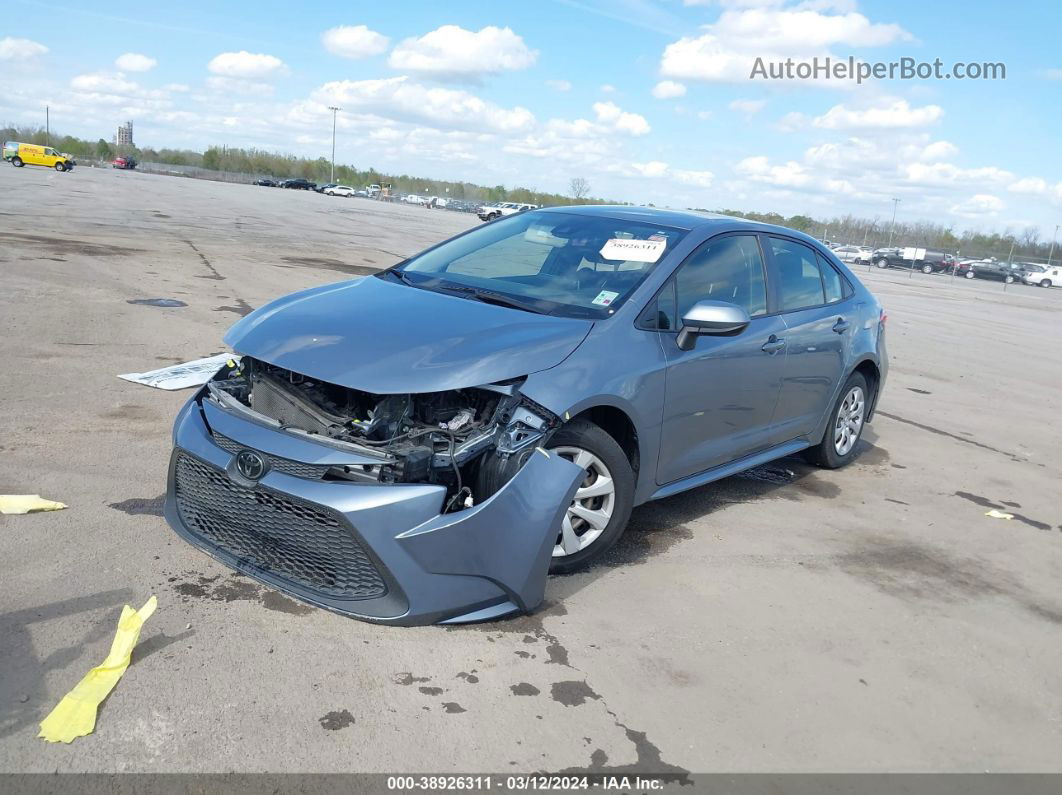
[0,495,67,514]
[38,596,157,744]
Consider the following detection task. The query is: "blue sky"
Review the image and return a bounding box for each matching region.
[3,0,1060,233]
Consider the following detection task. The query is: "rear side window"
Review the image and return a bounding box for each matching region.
[817,254,847,304]
[769,237,825,311]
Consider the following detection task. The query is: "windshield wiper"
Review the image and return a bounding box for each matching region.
[377,268,416,286]
[441,285,547,315]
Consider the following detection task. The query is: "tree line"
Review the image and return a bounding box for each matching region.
[5,122,1055,262]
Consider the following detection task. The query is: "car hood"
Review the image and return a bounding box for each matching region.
[224,276,594,393]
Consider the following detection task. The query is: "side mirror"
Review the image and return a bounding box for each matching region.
[675,300,751,351]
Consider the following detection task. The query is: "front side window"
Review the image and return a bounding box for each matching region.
[392,211,687,319]
[673,234,768,321]
[770,237,826,311]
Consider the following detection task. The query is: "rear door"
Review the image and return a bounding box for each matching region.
[764,237,855,441]
[656,233,788,483]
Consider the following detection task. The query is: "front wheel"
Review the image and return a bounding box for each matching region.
[12,156,23,167]
[546,421,634,574]
[1005,275,1015,284]
[875,258,889,269]
[54,162,65,172]
[921,264,934,274]
[803,372,869,469]
[1042,279,1052,288]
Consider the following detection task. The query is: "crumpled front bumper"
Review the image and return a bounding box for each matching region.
[163,391,584,626]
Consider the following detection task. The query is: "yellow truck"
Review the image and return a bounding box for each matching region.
[3,141,75,171]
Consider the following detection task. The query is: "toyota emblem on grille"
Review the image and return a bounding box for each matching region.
[235,449,267,480]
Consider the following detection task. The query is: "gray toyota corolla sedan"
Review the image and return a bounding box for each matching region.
[165,206,887,625]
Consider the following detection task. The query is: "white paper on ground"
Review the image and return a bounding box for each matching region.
[118,354,237,390]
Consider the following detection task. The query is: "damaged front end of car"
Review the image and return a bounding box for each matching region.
[163,356,585,625]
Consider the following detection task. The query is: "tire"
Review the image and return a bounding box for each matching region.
[1042,279,1052,288]
[802,372,869,469]
[921,264,933,274]
[544,420,635,574]
[875,258,889,269]
[965,270,975,279]
[12,156,23,167]
[54,162,65,172]
[1005,275,1015,284]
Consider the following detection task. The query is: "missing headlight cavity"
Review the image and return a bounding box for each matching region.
[206,357,559,512]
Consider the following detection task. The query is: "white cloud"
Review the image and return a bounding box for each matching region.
[950,194,1004,218]
[206,76,275,96]
[729,98,766,115]
[674,168,715,188]
[321,25,389,59]
[312,76,535,133]
[660,7,909,84]
[1042,68,1062,80]
[115,53,156,72]
[630,160,670,178]
[207,51,288,79]
[813,99,943,130]
[546,79,572,92]
[163,83,191,92]
[652,80,687,99]
[593,101,651,135]
[0,37,48,60]
[600,84,616,93]
[388,25,536,80]
[71,72,139,94]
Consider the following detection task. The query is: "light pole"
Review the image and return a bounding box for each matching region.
[45,105,50,146]
[887,198,901,247]
[327,106,341,183]
[1049,224,1060,267]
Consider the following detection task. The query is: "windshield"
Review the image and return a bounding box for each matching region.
[389,211,687,319]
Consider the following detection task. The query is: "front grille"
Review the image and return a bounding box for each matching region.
[173,452,387,599]
[212,432,330,480]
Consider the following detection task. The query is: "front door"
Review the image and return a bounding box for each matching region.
[657,234,788,484]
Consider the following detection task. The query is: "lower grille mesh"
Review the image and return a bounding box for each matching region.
[173,452,386,599]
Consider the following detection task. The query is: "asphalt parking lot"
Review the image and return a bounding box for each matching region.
[2,165,1060,774]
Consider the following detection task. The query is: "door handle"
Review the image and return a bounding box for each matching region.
[761,335,786,354]
[832,318,851,334]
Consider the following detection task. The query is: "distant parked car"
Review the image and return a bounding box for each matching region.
[967,260,1025,283]
[403,194,427,205]
[280,178,316,190]
[1023,265,1061,288]
[315,183,337,194]
[253,178,277,187]
[324,185,356,197]
[112,156,137,170]
[478,202,538,221]
[1017,263,1046,279]
[833,245,873,264]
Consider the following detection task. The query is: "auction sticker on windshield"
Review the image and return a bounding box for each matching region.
[592,290,620,306]
[599,238,666,263]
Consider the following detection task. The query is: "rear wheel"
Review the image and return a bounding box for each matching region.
[1042,279,1052,288]
[921,264,933,274]
[1005,275,1015,284]
[803,372,869,469]
[965,270,975,279]
[546,421,634,574]
[12,156,23,167]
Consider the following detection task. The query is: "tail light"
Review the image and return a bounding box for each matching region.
[879,308,888,328]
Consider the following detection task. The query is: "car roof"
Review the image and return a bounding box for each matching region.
[534,204,827,245]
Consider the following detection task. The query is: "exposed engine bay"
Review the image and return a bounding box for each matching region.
[206,357,559,511]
